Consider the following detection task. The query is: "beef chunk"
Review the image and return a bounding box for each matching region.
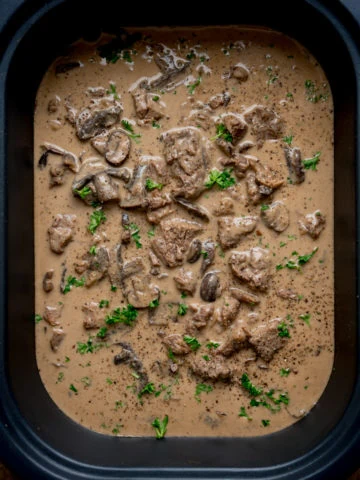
[50,328,65,352]
[146,204,175,224]
[188,104,213,131]
[298,211,326,239]
[230,63,250,82]
[219,296,240,327]
[220,153,250,179]
[43,304,63,326]
[246,318,287,362]
[186,304,214,334]
[163,334,191,355]
[249,158,284,189]
[229,287,260,305]
[229,247,271,291]
[149,249,161,276]
[243,105,284,147]
[48,214,76,254]
[161,127,207,199]
[261,201,289,233]
[84,246,110,287]
[148,303,177,326]
[94,130,131,166]
[285,146,305,184]
[190,356,232,381]
[173,268,197,295]
[216,113,247,155]
[200,271,220,302]
[208,92,230,109]
[121,258,160,308]
[200,240,216,274]
[107,244,122,288]
[277,288,299,301]
[131,87,164,121]
[216,325,248,356]
[217,216,258,249]
[93,172,119,202]
[76,98,122,140]
[152,217,203,267]
[246,171,273,205]
[212,197,234,218]
[82,302,103,329]
[49,164,66,187]
[43,270,54,292]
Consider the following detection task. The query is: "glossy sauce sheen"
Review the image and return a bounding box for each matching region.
[34,27,334,437]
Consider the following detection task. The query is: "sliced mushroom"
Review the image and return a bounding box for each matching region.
[174,197,210,221]
[200,271,220,302]
[200,240,216,274]
[187,239,202,264]
[105,130,131,165]
[285,146,305,184]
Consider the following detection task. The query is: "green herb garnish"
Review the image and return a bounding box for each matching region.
[277,321,291,338]
[35,314,42,323]
[89,245,97,255]
[211,123,233,143]
[149,298,159,309]
[145,178,163,191]
[105,304,138,326]
[239,406,252,420]
[88,209,106,234]
[178,303,188,316]
[299,313,311,326]
[205,168,236,190]
[106,83,119,100]
[151,415,168,439]
[69,384,78,394]
[99,299,109,309]
[63,275,85,294]
[96,327,108,339]
[77,337,102,354]
[303,152,321,171]
[261,204,270,211]
[187,76,201,94]
[280,368,290,377]
[241,373,262,397]
[121,120,141,143]
[124,223,142,248]
[206,342,220,349]
[262,419,270,427]
[183,335,201,351]
[57,372,64,383]
[195,383,213,402]
[283,135,293,145]
[139,382,155,398]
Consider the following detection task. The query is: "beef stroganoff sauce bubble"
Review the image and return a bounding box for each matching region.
[34,26,334,437]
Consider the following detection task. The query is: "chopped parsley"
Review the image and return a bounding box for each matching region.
[260,204,270,211]
[211,123,233,143]
[57,372,64,383]
[74,185,92,199]
[145,178,163,191]
[121,120,141,143]
[277,248,318,271]
[276,264,284,271]
[286,92,294,99]
[139,382,155,398]
[195,383,213,402]
[303,151,321,171]
[65,356,70,363]
[202,355,210,361]
[280,241,287,247]
[35,314,42,324]
[111,285,117,292]
[180,292,187,299]
[280,368,291,377]
[238,406,252,420]
[112,424,123,435]
[106,304,138,326]
[298,247,318,265]
[205,168,236,190]
[187,76,201,94]
[151,415,168,439]
[177,303,188,316]
[96,327,108,339]
[299,313,311,326]
[63,275,85,294]
[168,348,175,361]
[81,376,91,387]
[277,321,291,338]
[262,419,270,427]
[241,373,262,397]
[266,390,289,406]
[305,80,328,103]
[152,95,160,102]
[186,51,196,60]
[149,298,159,309]
[124,223,142,248]
[183,335,201,351]
[99,299,109,309]
[69,384,78,394]
[89,245,97,255]
[77,337,102,354]
[115,400,124,409]
[88,209,106,234]
[147,226,156,238]
[152,121,161,129]
[266,66,278,85]
[206,341,220,350]
[106,83,119,100]
[283,135,293,145]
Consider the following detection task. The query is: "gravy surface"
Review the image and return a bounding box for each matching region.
[34,26,334,437]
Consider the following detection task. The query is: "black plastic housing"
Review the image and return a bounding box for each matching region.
[0,1,359,479]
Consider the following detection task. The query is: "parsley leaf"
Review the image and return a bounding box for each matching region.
[152,95,160,102]
[178,303,188,316]
[283,135,293,145]
[238,406,252,420]
[149,298,159,309]
[206,341,220,350]
[280,368,290,377]
[111,285,117,292]
[88,209,106,234]
[69,384,78,394]
[277,321,291,338]
[187,76,201,94]
[205,168,236,190]
[121,120,141,143]
[305,80,328,103]
[105,304,138,326]
[147,226,155,238]
[211,123,233,143]
[99,299,109,308]
[298,247,318,265]
[183,335,201,351]
[106,83,119,100]
[262,419,270,427]
[35,314,42,323]
[265,389,289,405]
[77,337,102,354]
[124,223,142,248]
[151,415,168,439]
[241,373,262,397]
[139,382,155,398]
[303,152,321,171]
[96,327,108,339]
[261,204,270,211]
[89,245,97,255]
[74,186,92,199]
[152,121,161,129]
[63,275,85,294]
[299,313,311,326]
[195,383,213,402]
[145,178,163,191]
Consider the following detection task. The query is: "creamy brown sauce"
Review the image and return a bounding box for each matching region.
[34,26,334,437]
